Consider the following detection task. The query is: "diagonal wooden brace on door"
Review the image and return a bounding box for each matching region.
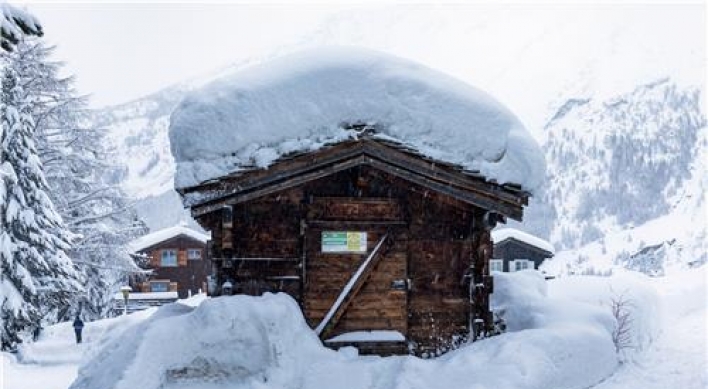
[315,234,389,339]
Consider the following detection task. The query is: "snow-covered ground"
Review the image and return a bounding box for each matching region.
[1,307,154,389]
[589,267,707,389]
[4,269,704,389]
[1,293,209,389]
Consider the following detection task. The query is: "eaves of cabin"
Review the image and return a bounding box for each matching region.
[179,137,530,221]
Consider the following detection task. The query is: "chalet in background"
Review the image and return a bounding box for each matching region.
[179,134,532,356]
[128,224,211,299]
[491,228,555,272]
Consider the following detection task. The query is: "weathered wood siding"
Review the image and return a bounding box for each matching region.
[304,198,408,340]
[200,166,493,356]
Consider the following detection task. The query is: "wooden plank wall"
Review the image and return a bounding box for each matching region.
[201,166,490,356]
[406,194,477,356]
[304,227,408,340]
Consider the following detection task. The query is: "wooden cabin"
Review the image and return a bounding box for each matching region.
[128,225,212,299]
[490,228,555,273]
[179,133,531,356]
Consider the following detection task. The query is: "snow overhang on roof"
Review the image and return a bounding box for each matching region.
[169,47,545,195]
[128,225,210,253]
[491,228,555,255]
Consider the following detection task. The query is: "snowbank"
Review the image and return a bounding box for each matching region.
[547,271,661,361]
[69,295,329,389]
[69,272,628,389]
[169,47,544,193]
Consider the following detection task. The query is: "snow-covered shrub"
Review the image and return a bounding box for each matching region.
[547,270,660,361]
[609,292,634,353]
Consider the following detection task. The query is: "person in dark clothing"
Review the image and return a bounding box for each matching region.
[72,316,84,344]
[32,325,42,341]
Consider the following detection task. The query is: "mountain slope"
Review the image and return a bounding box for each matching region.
[542,79,705,250]
[543,119,706,276]
[91,84,189,199]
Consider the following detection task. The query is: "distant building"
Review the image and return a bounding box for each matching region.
[111,291,179,316]
[128,224,211,299]
[491,228,554,272]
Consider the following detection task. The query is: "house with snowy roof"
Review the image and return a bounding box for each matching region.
[169,47,545,356]
[491,228,555,272]
[127,223,212,299]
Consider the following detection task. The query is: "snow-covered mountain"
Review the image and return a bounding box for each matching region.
[89,85,190,232]
[538,80,706,275]
[91,85,187,198]
[542,80,705,244]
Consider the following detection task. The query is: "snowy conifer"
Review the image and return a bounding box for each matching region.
[1,2,42,52]
[0,66,82,349]
[6,41,146,319]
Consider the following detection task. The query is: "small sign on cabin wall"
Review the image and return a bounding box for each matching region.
[321,231,367,253]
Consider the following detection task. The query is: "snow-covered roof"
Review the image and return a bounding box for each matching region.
[128,224,210,253]
[169,47,545,194]
[492,228,555,254]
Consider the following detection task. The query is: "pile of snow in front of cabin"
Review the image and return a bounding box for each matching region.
[66,271,664,389]
[169,47,545,194]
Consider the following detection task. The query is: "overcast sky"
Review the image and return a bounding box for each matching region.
[22,2,706,116]
[28,3,348,107]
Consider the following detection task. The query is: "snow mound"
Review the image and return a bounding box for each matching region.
[69,295,330,389]
[69,273,634,389]
[169,47,544,193]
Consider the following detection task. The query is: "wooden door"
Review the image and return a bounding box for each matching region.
[302,198,408,340]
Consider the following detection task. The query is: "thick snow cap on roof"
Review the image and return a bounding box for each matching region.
[170,47,545,193]
[128,224,210,253]
[492,228,555,254]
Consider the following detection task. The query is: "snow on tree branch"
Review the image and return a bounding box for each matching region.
[1,3,42,52]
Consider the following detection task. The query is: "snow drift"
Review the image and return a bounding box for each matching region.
[67,271,644,389]
[546,271,661,361]
[169,47,544,193]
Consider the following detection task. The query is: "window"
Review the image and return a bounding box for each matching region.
[513,259,532,272]
[490,259,504,272]
[187,248,202,260]
[150,281,170,292]
[161,249,177,267]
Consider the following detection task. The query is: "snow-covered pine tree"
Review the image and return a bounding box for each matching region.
[6,40,147,320]
[0,2,43,52]
[0,66,82,350]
